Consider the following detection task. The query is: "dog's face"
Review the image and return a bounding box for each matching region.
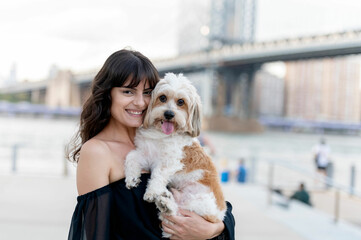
[143,73,201,137]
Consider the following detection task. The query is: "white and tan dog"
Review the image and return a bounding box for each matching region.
[125,73,226,236]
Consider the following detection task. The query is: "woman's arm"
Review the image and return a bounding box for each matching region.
[162,202,235,240]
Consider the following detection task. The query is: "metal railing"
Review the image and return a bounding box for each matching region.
[2,143,74,177]
[265,159,361,223]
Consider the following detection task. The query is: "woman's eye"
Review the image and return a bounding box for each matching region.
[122,90,133,95]
[144,90,152,96]
[177,99,184,106]
[159,95,167,102]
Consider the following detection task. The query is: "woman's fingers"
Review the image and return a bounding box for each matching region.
[162,220,183,239]
[177,208,195,217]
[162,222,175,234]
[164,214,185,225]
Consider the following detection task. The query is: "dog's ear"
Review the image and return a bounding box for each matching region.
[142,108,151,129]
[188,94,202,137]
[143,90,157,129]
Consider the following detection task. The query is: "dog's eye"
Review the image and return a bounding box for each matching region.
[177,99,184,106]
[159,95,167,102]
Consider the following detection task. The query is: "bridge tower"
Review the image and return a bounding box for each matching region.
[173,0,260,131]
[177,0,257,52]
[209,0,256,46]
[206,0,261,131]
[45,70,81,108]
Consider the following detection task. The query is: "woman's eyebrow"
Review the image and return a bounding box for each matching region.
[120,86,153,91]
[121,86,135,89]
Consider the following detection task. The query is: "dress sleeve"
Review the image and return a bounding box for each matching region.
[68,188,113,240]
[210,201,235,240]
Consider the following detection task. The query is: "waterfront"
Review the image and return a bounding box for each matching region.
[1,115,361,239]
[0,116,78,176]
[1,115,361,192]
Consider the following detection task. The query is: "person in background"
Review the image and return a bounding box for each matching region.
[290,182,312,206]
[198,132,216,155]
[312,138,331,177]
[67,49,235,240]
[236,158,247,183]
[219,158,231,183]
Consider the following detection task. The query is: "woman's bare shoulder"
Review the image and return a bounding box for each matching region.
[80,138,112,155]
[76,138,113,195]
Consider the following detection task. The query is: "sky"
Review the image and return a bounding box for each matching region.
[0,0,361,83]
[257,0,361,41]
[0,0,180,82]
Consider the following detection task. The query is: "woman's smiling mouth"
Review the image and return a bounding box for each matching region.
[126,109,144,117]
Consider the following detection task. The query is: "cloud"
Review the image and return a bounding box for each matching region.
[0,0,179,81]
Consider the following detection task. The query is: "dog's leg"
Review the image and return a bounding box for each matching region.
[144,163,182,214]
[124,150,143,189]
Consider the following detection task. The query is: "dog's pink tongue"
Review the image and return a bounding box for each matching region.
[161,121,174,135]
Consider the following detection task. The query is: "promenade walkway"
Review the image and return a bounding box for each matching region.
[0,175,77,240]
[1,174,361,240]
[223,182,361,240]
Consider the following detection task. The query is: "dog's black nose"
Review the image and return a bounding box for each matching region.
[164,110,175,120]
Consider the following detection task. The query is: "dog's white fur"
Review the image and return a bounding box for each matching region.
[125,73,226,237]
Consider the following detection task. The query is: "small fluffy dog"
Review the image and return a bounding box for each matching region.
[125,73,226,236]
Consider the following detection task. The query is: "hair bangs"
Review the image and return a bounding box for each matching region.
[139,60,159,89]
[111,56,159,89]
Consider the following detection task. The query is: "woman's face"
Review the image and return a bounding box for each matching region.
[110,78,152,128]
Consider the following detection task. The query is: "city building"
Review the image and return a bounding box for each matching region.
[284,56,361,123]
[254,69,284,118]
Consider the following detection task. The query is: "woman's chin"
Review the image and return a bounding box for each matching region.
[128,120,143,128]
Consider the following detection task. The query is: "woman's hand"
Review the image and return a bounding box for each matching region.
[161,209,224,240]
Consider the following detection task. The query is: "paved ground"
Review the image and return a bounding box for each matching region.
[223,182,361,240]
[222,183,308,240]
[1,174,361,240]
[0,175,77,240]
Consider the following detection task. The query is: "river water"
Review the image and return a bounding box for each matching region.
[0,115,360,193]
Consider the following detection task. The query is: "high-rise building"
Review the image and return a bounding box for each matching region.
[284,56,361,123]
[254,70,284,118]
[4,63,17,86]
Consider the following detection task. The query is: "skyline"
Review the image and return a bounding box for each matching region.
[1,0,361,83]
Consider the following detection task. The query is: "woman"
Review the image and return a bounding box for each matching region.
[67,49,235,240]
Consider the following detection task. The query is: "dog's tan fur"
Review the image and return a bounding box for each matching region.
[180,141,226,222]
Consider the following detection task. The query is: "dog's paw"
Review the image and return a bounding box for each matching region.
[155,192,177,214]
[162,231,172,238]
[125,177,141,189]
[160,190,172,200]
[143,190,157,202]
[155,199,170,213]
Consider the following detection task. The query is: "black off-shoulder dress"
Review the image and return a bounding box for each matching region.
[68,174,235,240]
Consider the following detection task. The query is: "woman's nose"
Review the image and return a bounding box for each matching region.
[134,93,146,107]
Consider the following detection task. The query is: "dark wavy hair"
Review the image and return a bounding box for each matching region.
[67,49,159,163]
